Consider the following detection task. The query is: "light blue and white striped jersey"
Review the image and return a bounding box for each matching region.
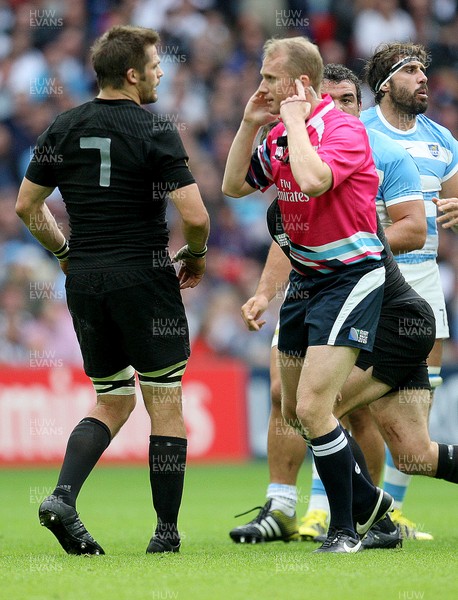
[367,128,423,233]
[362,105,458,263]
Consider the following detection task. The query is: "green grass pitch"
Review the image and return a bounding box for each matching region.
[1,461,457,600]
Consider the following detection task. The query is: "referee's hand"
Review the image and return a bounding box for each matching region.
[241,294,268,331]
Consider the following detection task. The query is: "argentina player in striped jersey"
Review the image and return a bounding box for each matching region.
[361,42,458,537]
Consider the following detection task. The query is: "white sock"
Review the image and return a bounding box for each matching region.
[266,483,297,517]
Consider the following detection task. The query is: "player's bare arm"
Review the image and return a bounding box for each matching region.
[385,200,426,253]
[170,183,209,289]
[280,80,332,196]
[15,178,69,274]
[222,85,277,198]
[241,242,290,331]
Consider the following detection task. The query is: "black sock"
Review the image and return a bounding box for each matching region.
[149,435,187,543]
[344,429,373,483]
[311,423,355,536]
[435,444,458,483]
[342,429,378,517]
[53,417,111,507]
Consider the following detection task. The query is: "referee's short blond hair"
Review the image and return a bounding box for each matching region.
[263,37,324,91]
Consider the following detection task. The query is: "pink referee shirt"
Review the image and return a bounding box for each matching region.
[247,95,383,274]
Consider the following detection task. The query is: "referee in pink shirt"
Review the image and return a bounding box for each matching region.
[223,36,393,553]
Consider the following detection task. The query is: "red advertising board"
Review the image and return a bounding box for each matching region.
[0,359,249,465]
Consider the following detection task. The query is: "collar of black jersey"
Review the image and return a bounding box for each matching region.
[93,98,138,105]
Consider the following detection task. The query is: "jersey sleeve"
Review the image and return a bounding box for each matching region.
[442,128,458,183]
[25,127,58,188]
[380,147,423,207]
[149,124,195,190]
[317,117,370,189]
[245,138,274,191]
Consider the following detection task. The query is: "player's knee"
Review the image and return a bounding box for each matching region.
[116,395,137,423]
[90,366,137,425]
[295,401,322,429]
[95,392,136,427]
[295,403,317,432]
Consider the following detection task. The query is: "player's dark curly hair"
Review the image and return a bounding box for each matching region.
[364,42,430,105]
[322,64,362,106]
[91,26,160,90]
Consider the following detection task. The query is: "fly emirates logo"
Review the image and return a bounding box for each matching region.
[278,179,309,202]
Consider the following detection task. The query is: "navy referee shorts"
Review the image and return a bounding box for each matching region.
[278,261,385,356]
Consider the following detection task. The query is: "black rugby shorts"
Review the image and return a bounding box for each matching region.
[355,295,435,391]
[66,267,190,378]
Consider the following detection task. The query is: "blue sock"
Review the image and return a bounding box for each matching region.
[383,448,412,510]
[307,460,329,513]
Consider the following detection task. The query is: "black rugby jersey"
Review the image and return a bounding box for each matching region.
[26,99,195,272]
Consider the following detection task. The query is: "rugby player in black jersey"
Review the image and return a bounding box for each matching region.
[16,25,209,555]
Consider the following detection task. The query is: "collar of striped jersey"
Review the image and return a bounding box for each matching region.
[375,56,425,94]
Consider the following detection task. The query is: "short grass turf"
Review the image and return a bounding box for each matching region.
[0,461,457,600]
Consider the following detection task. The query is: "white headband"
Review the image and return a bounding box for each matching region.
[375,56,425,94]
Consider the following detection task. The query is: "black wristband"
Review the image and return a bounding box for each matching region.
[53,240,70,261]
[187,245,207,258]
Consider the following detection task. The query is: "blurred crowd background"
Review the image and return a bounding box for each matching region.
[1,0,458,371]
